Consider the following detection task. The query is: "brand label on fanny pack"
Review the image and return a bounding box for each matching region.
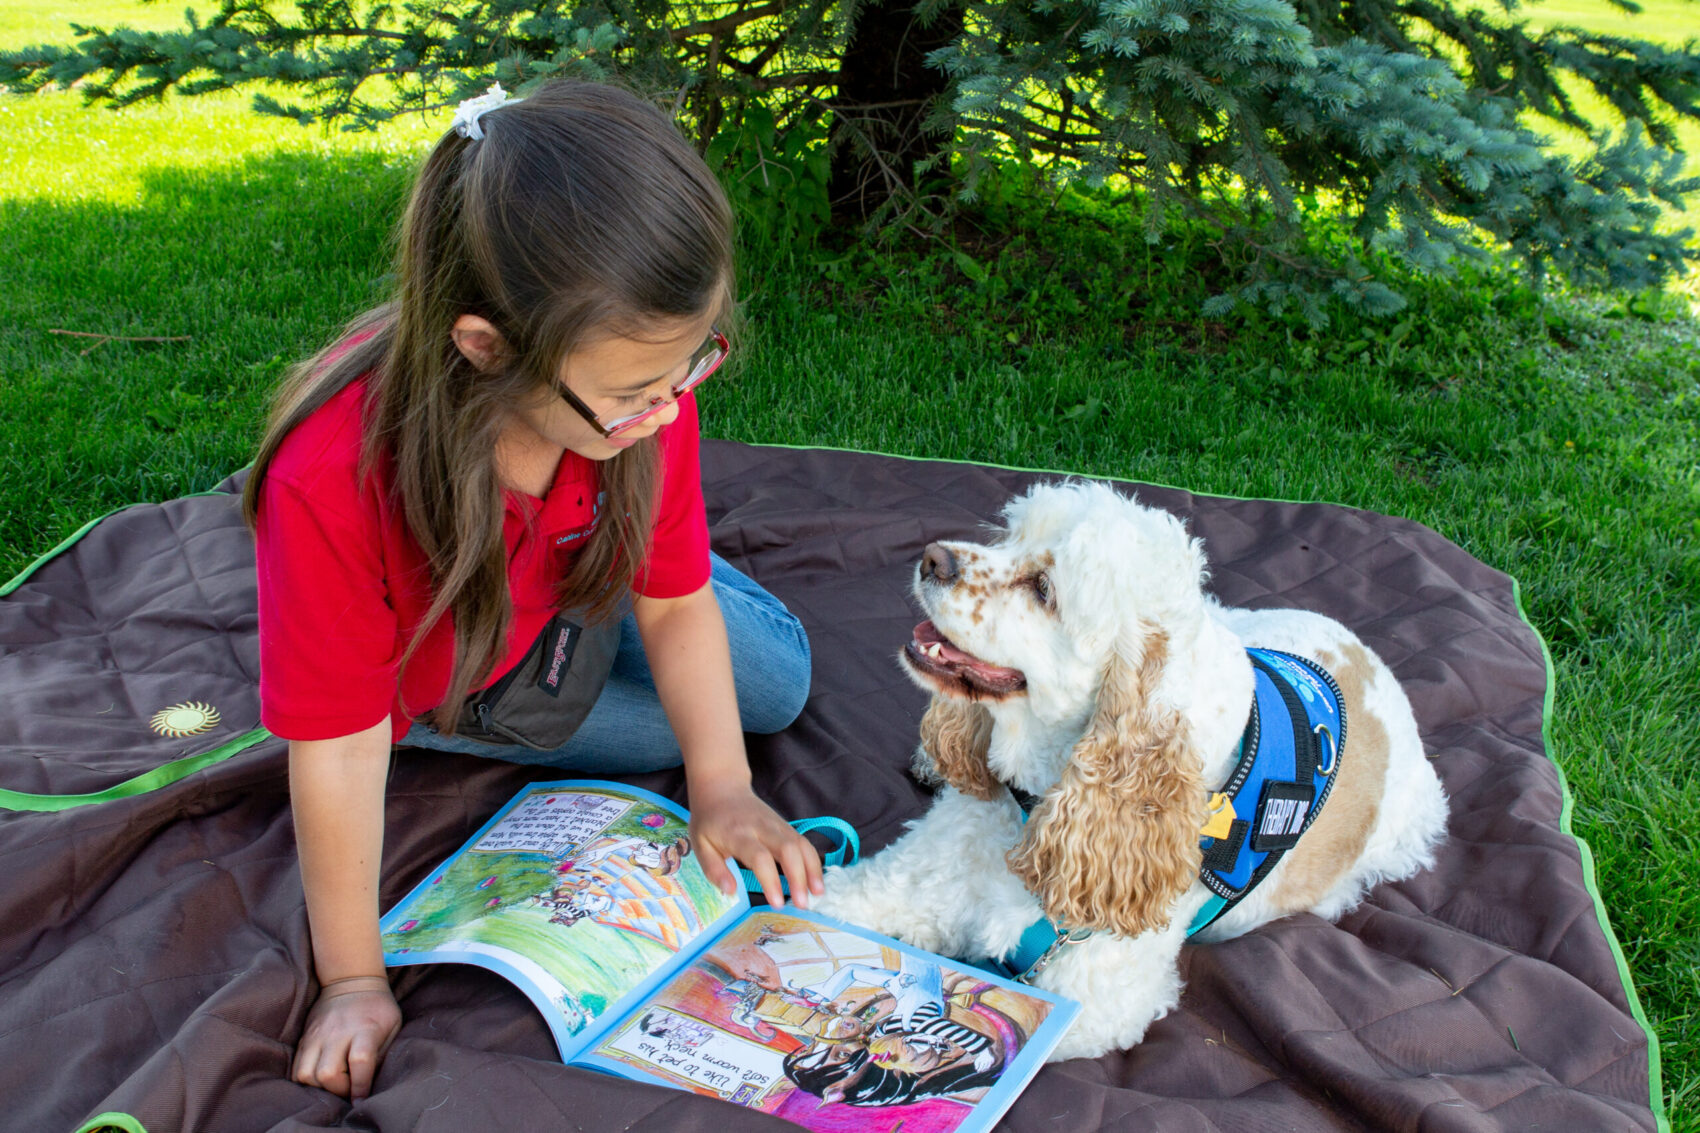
[537,618,581,698]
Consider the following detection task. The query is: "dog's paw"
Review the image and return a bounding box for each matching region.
[813,864,921,943]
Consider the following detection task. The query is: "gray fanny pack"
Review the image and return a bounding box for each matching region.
[453,609,624,749]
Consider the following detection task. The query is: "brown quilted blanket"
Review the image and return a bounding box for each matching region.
[0,442,1660,1133]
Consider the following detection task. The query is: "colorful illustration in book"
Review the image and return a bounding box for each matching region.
[380,786,739,1034]
[381,781,1078,1131]
[592,913,1056,1131]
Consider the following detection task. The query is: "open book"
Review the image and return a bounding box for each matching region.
[380,779,1079,1132]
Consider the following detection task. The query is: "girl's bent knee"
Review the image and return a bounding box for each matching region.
[738,618,811,734]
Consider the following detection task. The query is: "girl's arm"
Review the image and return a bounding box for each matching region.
[634,582,824,908]
[288,718,402,1100]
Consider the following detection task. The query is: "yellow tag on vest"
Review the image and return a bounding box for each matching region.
[1200,792,1236,840]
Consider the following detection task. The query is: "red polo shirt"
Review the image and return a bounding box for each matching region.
[254,377,712,742]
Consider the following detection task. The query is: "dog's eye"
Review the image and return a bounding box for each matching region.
[1031,572,1053,608]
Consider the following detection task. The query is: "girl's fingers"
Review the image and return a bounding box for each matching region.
[292,1033,322,1087]
[695,805,826,909]
[777,839,812,910]
[293,989,400,1100]
[747,848,784,909]
[294,1024,341,1093]
[803,834,825,896]
[346,1027,384,1100]
[315,1032,356,1098]
[694,833,735,895]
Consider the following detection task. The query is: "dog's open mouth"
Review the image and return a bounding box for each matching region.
[904,621,1027,697]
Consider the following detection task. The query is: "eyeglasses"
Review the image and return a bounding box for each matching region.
[557,327,729,439]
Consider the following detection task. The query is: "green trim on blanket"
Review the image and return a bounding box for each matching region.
[744,441,1672,1129]
[0,481,242,599]
[1513,577,1671,1133]
[0,727,274,812]
[75,1113,148,1133]
[0,512,109,598]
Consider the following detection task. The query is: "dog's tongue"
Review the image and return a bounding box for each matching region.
[912,621,980,666]
[912,621,1023,677]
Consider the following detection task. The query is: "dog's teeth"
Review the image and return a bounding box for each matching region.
[925,643,944,659]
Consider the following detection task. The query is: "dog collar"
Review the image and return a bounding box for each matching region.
[986,788,1086,983]
[989,647,1345,981]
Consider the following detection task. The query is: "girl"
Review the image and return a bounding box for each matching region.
[243,79,822,1102]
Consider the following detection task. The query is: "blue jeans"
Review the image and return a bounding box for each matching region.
[400,554,810,773]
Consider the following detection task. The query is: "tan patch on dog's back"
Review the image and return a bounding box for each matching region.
[1265,642,1390,911]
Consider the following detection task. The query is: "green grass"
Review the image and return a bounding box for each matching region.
[1,2,1697,1128]
[0,0,189,45]
[0,85,438,546]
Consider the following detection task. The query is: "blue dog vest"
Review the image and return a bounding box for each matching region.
[993,647,1346,981]
[1187,647,1345,936]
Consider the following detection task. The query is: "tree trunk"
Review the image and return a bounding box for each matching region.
[829,0,966,221]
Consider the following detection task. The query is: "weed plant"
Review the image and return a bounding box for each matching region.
[1,48,1696,1133]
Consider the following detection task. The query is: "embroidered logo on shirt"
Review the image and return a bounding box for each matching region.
[555,491,606,547]
[555,527,593,546]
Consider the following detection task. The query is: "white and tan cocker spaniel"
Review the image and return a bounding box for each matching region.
[813,481,1449,1061]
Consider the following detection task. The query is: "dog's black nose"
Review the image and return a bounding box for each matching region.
[919,543,958,583]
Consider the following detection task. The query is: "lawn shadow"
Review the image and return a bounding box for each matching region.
[0,149,411,577]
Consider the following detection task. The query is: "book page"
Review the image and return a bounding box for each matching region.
[380,782,744,1054]
[580,909,1075,1133]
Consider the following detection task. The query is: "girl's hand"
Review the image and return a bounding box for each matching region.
[689,782,824,910]
[292,975,402,1101]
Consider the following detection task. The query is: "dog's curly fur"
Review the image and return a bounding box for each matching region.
[814,481,1449,1060]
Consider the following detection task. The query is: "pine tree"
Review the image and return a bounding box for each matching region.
[3,0,1695,318]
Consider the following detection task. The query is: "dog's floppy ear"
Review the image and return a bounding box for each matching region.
[1007,631,1204,937]
[918,696,999,800]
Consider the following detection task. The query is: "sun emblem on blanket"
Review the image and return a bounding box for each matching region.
[150,701,222,738]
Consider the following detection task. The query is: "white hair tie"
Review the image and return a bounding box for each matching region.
[451,83,520,141]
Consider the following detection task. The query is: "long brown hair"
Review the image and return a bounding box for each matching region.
[243,80,734,733]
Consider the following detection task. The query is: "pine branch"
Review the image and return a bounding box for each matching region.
[668,2,790,44]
